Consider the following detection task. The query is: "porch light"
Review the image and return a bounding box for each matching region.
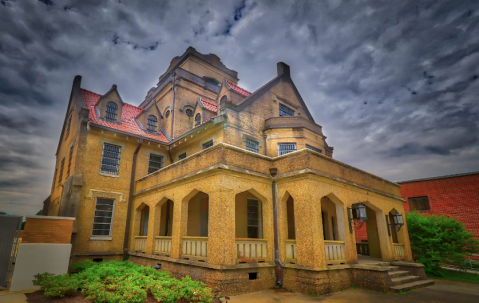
[386,213,404,236]
[347,203,368,233]
[393,213,404,226]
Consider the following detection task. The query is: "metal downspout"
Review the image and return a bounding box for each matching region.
[123,138,143,261]
[271,168,283,286]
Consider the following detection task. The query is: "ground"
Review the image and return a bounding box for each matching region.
[1,279,478,303]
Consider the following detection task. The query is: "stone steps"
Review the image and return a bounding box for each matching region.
[390,280,435,292]
[388,270,409,278]
[390,275,421,286]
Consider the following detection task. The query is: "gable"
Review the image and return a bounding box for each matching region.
[95,85,124,124]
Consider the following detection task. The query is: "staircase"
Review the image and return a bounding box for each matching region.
[373,262,435,293]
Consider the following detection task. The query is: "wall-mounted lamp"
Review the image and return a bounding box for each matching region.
[347,203,368,233]
[386,213,404,236]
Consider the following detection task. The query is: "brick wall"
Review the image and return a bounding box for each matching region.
[22,217,74,244]
[399,173,479,239]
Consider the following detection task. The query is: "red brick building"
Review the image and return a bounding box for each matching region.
[355,171,479,243]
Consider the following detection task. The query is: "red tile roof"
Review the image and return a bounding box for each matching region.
[226,80,251,97]
[81,89,169,143]
[199,98,218,112]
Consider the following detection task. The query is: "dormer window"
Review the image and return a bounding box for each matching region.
[165,110,170,118]
[106,102,118,123]
[279,103,294,117]
[195,113,201,126]
[147,115,157,131]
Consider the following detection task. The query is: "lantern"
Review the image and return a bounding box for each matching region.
[347,203,368,233]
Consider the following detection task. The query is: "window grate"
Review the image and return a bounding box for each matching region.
[279,103,295,117]
[58,158,65,184]
[306,144,322,154]
[148,154,164,174]
[92,198,115,236]
[247,199,260,238]
[178,152,187,160]
[66,145,74,176]
[278,143,297,156]
[100,143,121,175]
[147,115,157,131]
[195,113,201,126]
[408,197,430,211]
[105,102,118,123]
[203,140,213,149]
[246,139,259,153]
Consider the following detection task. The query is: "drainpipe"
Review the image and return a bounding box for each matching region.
[123,138,143,261]
[170,73,176,139]
[270,168,283,286]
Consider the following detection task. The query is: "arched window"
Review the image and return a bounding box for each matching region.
[186,109,193,117]
[195,113,201,126]
[165,110,170,118]
[147,115,157,131]
[105,102,118,123]
[221,95,228,102]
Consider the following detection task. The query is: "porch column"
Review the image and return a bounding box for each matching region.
[374,210,395,261]
[208,187,236,265]
[145,203,160,255]
[170,197,184,259]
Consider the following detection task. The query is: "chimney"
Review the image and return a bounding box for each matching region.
[277,62,290,77]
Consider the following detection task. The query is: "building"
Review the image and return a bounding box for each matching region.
[47,47,427,294]
[398,171,479,239]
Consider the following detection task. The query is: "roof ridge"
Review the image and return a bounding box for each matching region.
[80,88,102,96]
[226,80,251,96]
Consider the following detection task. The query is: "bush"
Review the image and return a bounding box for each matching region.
[70,260,96,272]
[33,261,213,302]
[406,212,479,276]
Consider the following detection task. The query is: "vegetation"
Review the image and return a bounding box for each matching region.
[434,270,479,284]
[33,260,213,303]
[406,212,479,276]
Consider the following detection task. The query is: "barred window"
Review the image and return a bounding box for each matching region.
[66,145,74,176]
[409,197,430,211]
[306,144,322,154]
[148,154,164,174]
[100,143,121,175]
[65,115,72,139]
[246,139,259,153]
[186,109,193,117]
[92,198,115,236]
[247,199,261,238]
[58,158,65,184]
[195,113,201,126]
[203,140,213,149]
[105,102,118,123]
[278,143,297,156]
[147,115,157,131]
[178,152,187,160]
[279,103,295,117]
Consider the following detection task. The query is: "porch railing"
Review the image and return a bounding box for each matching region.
[182,236,208,261]
[324,240,346,264]
[134,236,147,252]
[393,243,405,260]
[285,239,297,263]
[154,236,172,255]
[236,238,267,262]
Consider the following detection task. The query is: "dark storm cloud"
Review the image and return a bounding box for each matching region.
[0,0,478,215]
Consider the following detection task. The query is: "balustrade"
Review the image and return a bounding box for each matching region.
[236,238,267,263]
[393,243,405,260]
[182,237,208,261]
[154,236,172,255]
[285,240,297,263]
[134,236,147,253]
[324,240,346,264]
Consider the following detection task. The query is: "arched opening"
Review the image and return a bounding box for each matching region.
[282,192,297,263]
[140,206,150,236]
[286,195,295,240]
[153,199,174,255]
[182,191,209,261]
[105,101,118,123]
[235,190,268,262]
[134,203,149,252]
[388,208,406,260]
[321,197,338,240]
[195,113,201,127]
[220,95,228,103]
[354,202,383,262]
[321,195,348,265]
[147,115,157,131]
[159,199,174,236]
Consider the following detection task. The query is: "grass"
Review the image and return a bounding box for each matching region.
[309,292,318,297]
[431,270,479,284]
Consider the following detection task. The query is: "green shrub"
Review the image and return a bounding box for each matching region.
[70,260,96,272]
[406,212,479,276]
[33,261,213,302]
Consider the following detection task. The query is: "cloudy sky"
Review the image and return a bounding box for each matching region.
[1,0,478,215]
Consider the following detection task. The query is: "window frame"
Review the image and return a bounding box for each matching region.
[408,196,430,211]
[278,143,297,156]
[306,144,322,154]
[100,143,121,175]
[148,153,164,174]
[65,114,72,140]
[58,158,65,184]
[202,140,214,150]
[246,139,259,153]
[178,152,187,160]
[147,115,157,131]
[105,101,118,123]
[247,198,263,239]
[195,113,201,126]
[279,103,295,117]
[91,197,115,237]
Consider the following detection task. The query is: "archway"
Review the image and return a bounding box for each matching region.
[321,195,348,265]
[152,198,174,255]
[353,202,384,262]
[159,199,174,237]
[282,191,297,263]
[133,203,149,252]
[182,190,209,261]
[388,208,406,260]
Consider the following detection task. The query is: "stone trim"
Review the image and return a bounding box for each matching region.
[25,216,75,220]
[85,189,127,203]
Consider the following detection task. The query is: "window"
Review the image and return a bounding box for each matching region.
[202,140,213,149]
[147,115,157,131]
[178,152,187,160]
[52,168,57,190]
[409,197,430,211]
[186,109,193,117]
[278,143,297,156]
[65,115,72,139]
[148,154,164,174]
[279,103,295,117]
[66,145,74,176]
[195,113,201,126]
[204,77,221,86]
[221,95,228,102]
[165,110,170,118]
[92,198,114,236]
[306,144,322,154]
[105,102,118,123]
[100,143,121,175]
[246,139,259,153]
[247,199,261,238]
[58,158,65,184]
